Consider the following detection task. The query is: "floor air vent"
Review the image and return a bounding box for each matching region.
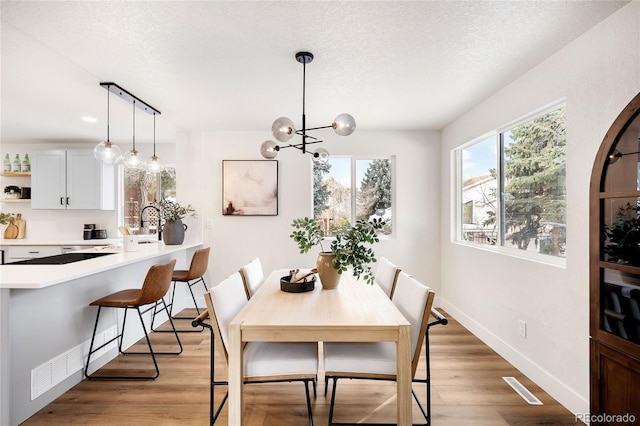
[502,376,543,405]
[31,325,117,400]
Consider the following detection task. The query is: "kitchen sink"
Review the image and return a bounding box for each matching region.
[9,252,115,265]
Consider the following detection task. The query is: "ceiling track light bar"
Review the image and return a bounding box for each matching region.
[100,82,161,116]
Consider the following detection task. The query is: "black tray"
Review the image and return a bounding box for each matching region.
[280,275,315,293]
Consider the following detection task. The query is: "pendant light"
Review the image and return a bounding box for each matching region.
[260,51,356,164]
[146,112,164,173]
[123,100,144,170]
[93,85,122,164]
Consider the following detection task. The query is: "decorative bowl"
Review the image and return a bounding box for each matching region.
[280,275,315,293]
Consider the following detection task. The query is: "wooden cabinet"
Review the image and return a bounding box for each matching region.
[590,92,640,425]
[31,149,115,210]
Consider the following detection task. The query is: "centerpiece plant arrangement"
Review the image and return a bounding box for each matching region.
[159,198,195,245]
[290,216,385,289]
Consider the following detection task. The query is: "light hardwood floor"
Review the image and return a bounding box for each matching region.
[23,310,580,425]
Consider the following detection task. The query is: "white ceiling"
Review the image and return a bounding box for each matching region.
[0,0,629,146]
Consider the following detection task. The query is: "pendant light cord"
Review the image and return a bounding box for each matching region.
[106,87,110,141]
[153,113,156,156]
[132,100,136,151]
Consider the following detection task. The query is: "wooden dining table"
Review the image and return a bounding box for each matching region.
[228,268,413,425]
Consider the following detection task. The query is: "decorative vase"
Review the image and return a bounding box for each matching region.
[316,252,341,289]
[163,219,187,245]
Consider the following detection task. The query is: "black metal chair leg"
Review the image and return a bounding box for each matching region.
[130,300,182,355]
[328,377,338,426]
[305,379,314,426]
[87,306,160,380]
[84,306,103,378]
[155,277,208,332]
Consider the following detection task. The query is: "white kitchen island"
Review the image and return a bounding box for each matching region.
[0,241,203,425]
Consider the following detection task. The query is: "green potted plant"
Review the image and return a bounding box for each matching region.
[3,185,21,199]
[159,199,195,245]
[0,212,14,225]
[290,216,385,288]
[604,202,640,266]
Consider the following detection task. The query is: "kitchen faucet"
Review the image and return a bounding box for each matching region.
[140,205,163,241]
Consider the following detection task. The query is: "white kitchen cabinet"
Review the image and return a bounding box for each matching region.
[31,149,115,210]
[3,245,61,263]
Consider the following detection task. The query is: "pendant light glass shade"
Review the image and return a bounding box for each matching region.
[94,85,123,164]
[608,149,622,164]
[146,113,164,173]
[94,140,122,164]
[123,149,143,169]
[146,155,163,173]
[332,113,356,136]
[272,117,296,142]
[261,140,280,159]
[312,147,330,165]
[123,100,144,170]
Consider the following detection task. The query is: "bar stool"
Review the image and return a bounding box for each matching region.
[154,247,210,333]
[84,259,182,380]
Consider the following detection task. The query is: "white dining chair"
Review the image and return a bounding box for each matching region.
[374,257,401,298]
[202,271,318,425]
[239,257,265,299]
[323,271,446,425]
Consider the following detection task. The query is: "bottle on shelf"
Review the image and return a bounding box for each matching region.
[3,154,10,172]
[22,154,30,172]
[12,154,21,172]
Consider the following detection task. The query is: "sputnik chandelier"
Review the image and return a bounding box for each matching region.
[93,82,163,172]
[260,52,356,164]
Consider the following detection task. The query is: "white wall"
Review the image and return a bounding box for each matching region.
[176,129,442,297]
[440,2,640,416]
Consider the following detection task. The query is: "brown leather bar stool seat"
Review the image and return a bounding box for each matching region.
[84,259,182,380]
[156,247,210,333]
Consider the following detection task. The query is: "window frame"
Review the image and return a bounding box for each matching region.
[453,101,567,267]
[313,155,396,239]
[117,164,177,230]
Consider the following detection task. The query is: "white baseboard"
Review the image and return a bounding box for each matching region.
[439,298,588,419]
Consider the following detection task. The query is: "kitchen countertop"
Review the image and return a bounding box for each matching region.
[0,241,201,289]
[0,237,159,246]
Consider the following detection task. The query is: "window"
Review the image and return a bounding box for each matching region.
[457,105,566,258]
[314,157,393,236]
[121,167,176,232]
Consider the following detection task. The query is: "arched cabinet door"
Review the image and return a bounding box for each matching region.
[589,92,640,422]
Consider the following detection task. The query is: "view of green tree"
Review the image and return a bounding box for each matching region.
[123,167,176,229]
[503,108,566,253]
[313,162,331,218]
[314,158,392,236]
[481,168,498,228]
[358,159,392,217]
[160,168,176,199]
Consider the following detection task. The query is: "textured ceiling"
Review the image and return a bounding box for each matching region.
[0,0,629,145]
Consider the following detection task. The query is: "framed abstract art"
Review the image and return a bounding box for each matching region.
[222,160,278,216]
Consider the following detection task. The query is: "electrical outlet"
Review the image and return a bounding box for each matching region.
[518,320,527,338]
[206,219,214,229]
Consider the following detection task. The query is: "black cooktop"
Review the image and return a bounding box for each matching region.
[10,252,115,265]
